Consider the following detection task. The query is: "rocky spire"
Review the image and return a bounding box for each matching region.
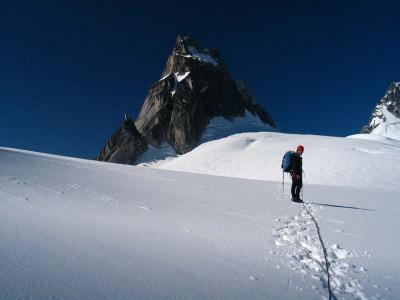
[161,34,223,78]
[173,35,199,55]
[362,82,400,135]
[97,35,276,164]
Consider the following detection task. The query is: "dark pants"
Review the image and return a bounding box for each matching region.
[291,176,303,199]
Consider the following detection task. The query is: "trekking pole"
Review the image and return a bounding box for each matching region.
[282,171,284,192]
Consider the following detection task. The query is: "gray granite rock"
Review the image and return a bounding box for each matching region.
[98,35,276,163]
[135,34,275,154]
[96,117,147,164]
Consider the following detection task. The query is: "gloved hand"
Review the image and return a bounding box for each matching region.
[293,174,301,180]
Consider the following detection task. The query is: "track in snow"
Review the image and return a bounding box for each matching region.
[273,194,369,300]
[302,201,336,300]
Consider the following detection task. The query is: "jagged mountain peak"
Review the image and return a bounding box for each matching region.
[98,35,276,164]
[174,34,200,54]
[389,81,400,89]
[362,81,400,141]
[164,35,222,77]
[173,34,220,58]
[384,82,400,115]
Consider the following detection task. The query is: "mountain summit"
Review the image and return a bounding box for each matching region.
[97,35,276,164]
[362,82,400,141]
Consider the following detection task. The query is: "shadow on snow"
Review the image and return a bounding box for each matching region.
[309,202,375,211]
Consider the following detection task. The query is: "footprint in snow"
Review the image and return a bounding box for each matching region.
[272,202,368,299]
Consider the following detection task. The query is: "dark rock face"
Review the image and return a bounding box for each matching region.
[97,35,276,164]
[134,35,275,154]
[96,118,147,164]
[362,82,400,133]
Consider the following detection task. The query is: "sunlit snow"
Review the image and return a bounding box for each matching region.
[1,127,400,299]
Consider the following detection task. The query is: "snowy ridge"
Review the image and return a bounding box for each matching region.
[172,47,218,66]
[364,82,400,141]
[367,106,400,140]
[188,46,218,66]
[137,111,275,166]
[151,131,400,189]
[200,111,275,143]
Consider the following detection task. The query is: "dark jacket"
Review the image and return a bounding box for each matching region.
[290,153,302,176]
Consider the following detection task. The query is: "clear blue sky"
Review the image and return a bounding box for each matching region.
[1,1,399,158]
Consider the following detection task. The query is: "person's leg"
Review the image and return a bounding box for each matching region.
[294,179,303,199]
[291,177,296,199]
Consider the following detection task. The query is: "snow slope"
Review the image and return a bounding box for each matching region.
[149,132,400,189]
[1,140,399,299]
[363,82,400,141]
[368,106,400,141]
[136,111,275,166]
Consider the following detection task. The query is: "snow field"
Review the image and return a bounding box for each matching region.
[1,127,400,299]
[151,131,400,189]
[273,199,368,299]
